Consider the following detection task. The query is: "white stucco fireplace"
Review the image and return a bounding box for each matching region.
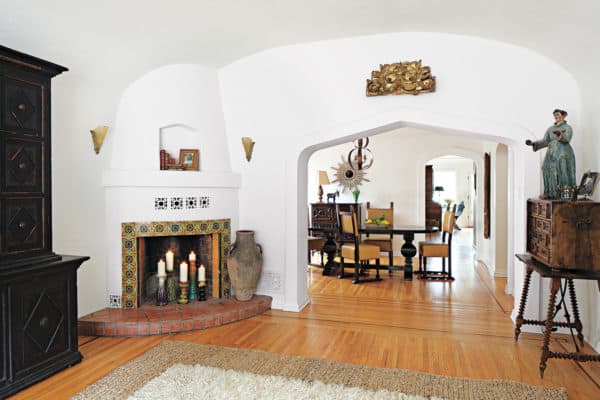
[103,64,240,308]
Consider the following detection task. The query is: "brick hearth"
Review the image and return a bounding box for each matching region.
[78,295,271,337]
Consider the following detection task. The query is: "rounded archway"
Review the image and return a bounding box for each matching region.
[293,118,534,312]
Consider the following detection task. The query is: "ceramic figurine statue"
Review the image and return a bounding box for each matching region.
[525,109,576,199]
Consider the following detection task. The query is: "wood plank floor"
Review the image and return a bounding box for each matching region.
[8,229,600,399]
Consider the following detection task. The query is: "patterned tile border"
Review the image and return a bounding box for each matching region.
[121,219,231,308]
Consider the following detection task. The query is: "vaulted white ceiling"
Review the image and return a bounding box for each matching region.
[1,0,598,82]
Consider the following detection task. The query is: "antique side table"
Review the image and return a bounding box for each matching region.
[514,254,600,378]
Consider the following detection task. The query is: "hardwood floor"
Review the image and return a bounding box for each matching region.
[8,229,600,399]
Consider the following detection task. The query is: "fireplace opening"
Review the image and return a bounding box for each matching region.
[137,235,214,305]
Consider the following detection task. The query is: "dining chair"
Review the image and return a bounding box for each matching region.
[362,201,394,274]
[417,204,457,280]
[337,205,382,284]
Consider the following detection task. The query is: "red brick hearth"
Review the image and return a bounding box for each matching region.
[78,295,271,337]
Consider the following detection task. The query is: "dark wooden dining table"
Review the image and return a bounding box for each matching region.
[360,224,439,280]
[309,224,439,280]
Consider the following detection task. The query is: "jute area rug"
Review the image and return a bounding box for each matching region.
[72,340,568,400]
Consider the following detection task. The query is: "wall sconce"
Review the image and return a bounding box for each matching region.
[241,137,255,162]
[90,125,109,154]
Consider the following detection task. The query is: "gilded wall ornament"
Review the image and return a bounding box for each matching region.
[366,60,436,96]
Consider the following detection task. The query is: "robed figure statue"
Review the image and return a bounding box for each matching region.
[526,109,576,199]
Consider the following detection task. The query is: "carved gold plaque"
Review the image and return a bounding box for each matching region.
[366,60,436,96]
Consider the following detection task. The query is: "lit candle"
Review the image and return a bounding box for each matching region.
[166,250,174,272]
[157,259,166,276]
[180,261,188,282]
[198,264,206,281]
[189,250,196,262]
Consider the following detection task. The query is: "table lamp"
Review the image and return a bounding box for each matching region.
[434,186,444,203]
[318,170,330,203]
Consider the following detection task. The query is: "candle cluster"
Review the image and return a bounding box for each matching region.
[155,249,208,305]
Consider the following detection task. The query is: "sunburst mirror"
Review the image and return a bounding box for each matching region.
[331,156,369,191]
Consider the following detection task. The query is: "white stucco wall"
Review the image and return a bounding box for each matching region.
[218,32,580,314]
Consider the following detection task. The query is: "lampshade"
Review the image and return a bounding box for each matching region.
[434,186,444,192]
[318,170,330,185]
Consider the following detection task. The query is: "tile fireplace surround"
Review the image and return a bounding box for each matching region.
[121,219,231,308]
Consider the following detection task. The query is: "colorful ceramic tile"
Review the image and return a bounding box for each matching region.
[121,219,231,308]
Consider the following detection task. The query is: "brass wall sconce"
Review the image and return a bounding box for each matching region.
[241,137,255,162]
[90,125,109,154]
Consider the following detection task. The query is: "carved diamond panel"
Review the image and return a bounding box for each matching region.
[23,293,64,353]
[3,198,44,253]
[4,139,42,192]
[8,208,37,243]
[3,78,43,134]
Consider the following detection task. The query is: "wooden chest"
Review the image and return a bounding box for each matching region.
[527,199,600,270]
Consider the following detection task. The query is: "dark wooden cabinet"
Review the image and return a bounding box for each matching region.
[0,45,89,398]
[425,165,442,229]
[527,199,600,270]
[310,202,361,244]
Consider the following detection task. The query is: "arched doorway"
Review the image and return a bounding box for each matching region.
[294,120,534,315]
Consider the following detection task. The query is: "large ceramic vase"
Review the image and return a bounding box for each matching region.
[228,230,263,301]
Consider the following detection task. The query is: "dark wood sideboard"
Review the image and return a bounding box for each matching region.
[0,45,89,398]
[310,202,361,245]
[527,198,600,270]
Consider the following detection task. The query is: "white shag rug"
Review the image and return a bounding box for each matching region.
[129,364,445,400]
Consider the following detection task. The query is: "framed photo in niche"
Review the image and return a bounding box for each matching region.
[577,171,599,198]
[179,149,199,171]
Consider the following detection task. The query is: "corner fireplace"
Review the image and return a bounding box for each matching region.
[121,219,231,308]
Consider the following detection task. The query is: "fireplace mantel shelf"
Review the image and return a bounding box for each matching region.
[103,169,241,188]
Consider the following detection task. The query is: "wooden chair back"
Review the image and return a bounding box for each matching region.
[337,205,360,248]
[366,201,394,224]
[442,204,457,239]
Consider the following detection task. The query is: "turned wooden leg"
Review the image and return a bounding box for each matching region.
[388,251,393,275]
[375,258,381,280]
[352,260,360,284]
[338,256,345,279]
[540,277,560,378]
[567,279,584,346]
[515,265,533,341]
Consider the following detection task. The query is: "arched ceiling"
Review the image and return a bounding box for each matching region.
[1,1,597,82]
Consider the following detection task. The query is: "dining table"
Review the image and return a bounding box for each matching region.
[360,224,439,280]
[309,224,439,280]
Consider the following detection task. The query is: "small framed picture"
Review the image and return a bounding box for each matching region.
[577,171,599,197]
[179,149,199,171]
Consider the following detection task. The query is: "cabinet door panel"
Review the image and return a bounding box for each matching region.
[1,77,43,136]
[1,288,6,387]
[2,197,45,254]
[3,138,43,193]
[10,273,70,379]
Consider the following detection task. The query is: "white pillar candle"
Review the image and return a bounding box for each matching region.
[179,261,188,282]
[198,264,206,281]
[166,250,174,272]
[157,259,166,276]
[189,250,196,262]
